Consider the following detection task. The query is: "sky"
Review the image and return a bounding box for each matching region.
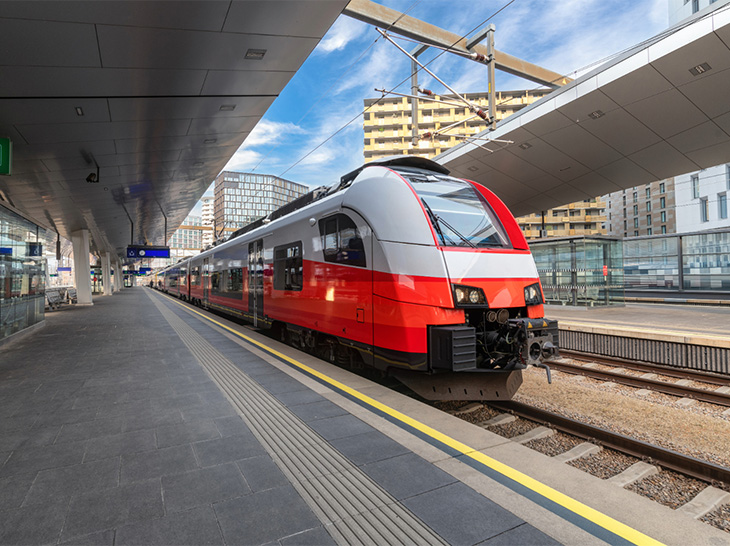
[191,0,668,215]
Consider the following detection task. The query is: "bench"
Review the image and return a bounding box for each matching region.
[45,289,64,310]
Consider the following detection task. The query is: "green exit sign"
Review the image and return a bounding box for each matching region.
[0,138,11,176]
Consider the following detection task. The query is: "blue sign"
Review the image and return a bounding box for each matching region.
[57,267,71,272]
[127,246,170,258]
[28,243,42,256]
[0,247,11,255]
[139,267,151,274]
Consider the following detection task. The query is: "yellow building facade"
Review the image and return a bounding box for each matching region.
[363,90,606,239]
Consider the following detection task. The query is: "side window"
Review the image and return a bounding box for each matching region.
[274,242,303,291]
[211,268,243,299]
[318,214,367,267]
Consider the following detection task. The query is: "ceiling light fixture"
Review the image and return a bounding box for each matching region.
[193,161,204,166]
[518,142,532,150]
[75,107,84,116]
[467,166,479,172]
[219,104,236,111]
[204,138,217,144]
[588,110,605,120]
[689,62,711,76]
[245,48,267,60]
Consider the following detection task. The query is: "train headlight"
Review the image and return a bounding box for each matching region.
[452,284,487,307]
[524,282,543,306]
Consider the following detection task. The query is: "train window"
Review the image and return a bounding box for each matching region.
[408,175,509,248]
[274,242,303,291]
[211,268,243,299]
[318,214,367,267]
[190,265,201,286]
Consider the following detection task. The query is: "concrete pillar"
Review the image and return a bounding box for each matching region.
[101,252,112,296]
[114,260,123,291]
[71,229,93,305]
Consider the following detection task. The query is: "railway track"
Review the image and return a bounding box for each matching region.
[489,401,730,486]
[549,351,730,407]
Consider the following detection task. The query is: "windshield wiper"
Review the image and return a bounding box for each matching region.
[421,199,476,248]
[421,199,451,245]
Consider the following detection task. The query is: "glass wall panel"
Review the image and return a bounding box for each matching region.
[0,204,47,341]
[682,231,730,290]
[530,237,624,307]
[623,237,679,290]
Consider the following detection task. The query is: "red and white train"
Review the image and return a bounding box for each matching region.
[155,156,557,400]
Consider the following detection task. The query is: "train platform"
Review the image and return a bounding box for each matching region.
[545,302,730,349]
[1,288,728,546]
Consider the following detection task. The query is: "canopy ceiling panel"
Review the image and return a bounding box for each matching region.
[439,2,730,218]
[0,0,348,257]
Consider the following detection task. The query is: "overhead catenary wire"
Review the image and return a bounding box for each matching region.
[276,0,521,180]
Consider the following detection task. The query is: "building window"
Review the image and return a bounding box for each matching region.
[646,202,652,212]
[633,205,638,215]
[661,211,667,223]
[645,188,651,199]
[646,214,652,225]
[633,191,637,203]
[622,195,626,205]
[692,174,700,198]
[661,225,667,234]
[719,192,728,219]
[623,220,627,230]
[634,230,639,236]
[727,164,730,189]
[700,197,709,222]
[692,0,699,12]
[660,196,666,209]
[647,227,652,235]
[633,218,639,228]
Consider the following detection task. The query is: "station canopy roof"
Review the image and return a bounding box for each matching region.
[438,2,730,217]
[0,0,347,257]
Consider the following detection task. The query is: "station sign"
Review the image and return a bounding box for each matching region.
[0,247,12,255]
[27,242,42,256]
[0,137,11,176]
[139,267,151,274]
[57,267,71,272]
[126,245,170,259]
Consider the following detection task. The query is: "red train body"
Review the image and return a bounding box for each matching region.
[156,157,557,400]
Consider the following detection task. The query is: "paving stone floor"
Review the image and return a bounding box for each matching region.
[0,288,559,545]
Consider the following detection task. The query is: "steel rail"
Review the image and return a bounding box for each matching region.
[548,360,730,407]
[489,401,730,485]
[559,350,730,386]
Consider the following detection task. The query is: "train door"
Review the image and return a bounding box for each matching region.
[248,239,264,327]
[202,257,209,304]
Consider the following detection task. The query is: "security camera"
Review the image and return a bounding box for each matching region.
[86,172,98,183]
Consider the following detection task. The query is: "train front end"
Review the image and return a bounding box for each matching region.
[390,165,558,400]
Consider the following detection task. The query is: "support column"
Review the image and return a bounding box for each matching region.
[101,252,112,296]
[114,260,123,291]
[71,229,93,305]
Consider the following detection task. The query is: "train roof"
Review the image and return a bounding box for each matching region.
[218,156,450,246]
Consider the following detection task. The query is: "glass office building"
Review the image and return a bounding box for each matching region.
[1,204,47,343]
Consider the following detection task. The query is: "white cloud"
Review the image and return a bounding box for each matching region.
[223,149,263,172]
[335,37,409,95]
[318,16,367,53]
[243,119,304,147]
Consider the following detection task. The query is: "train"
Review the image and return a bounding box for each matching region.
[153,156,557,400]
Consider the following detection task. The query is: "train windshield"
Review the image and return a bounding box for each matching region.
[408,176,510,248]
